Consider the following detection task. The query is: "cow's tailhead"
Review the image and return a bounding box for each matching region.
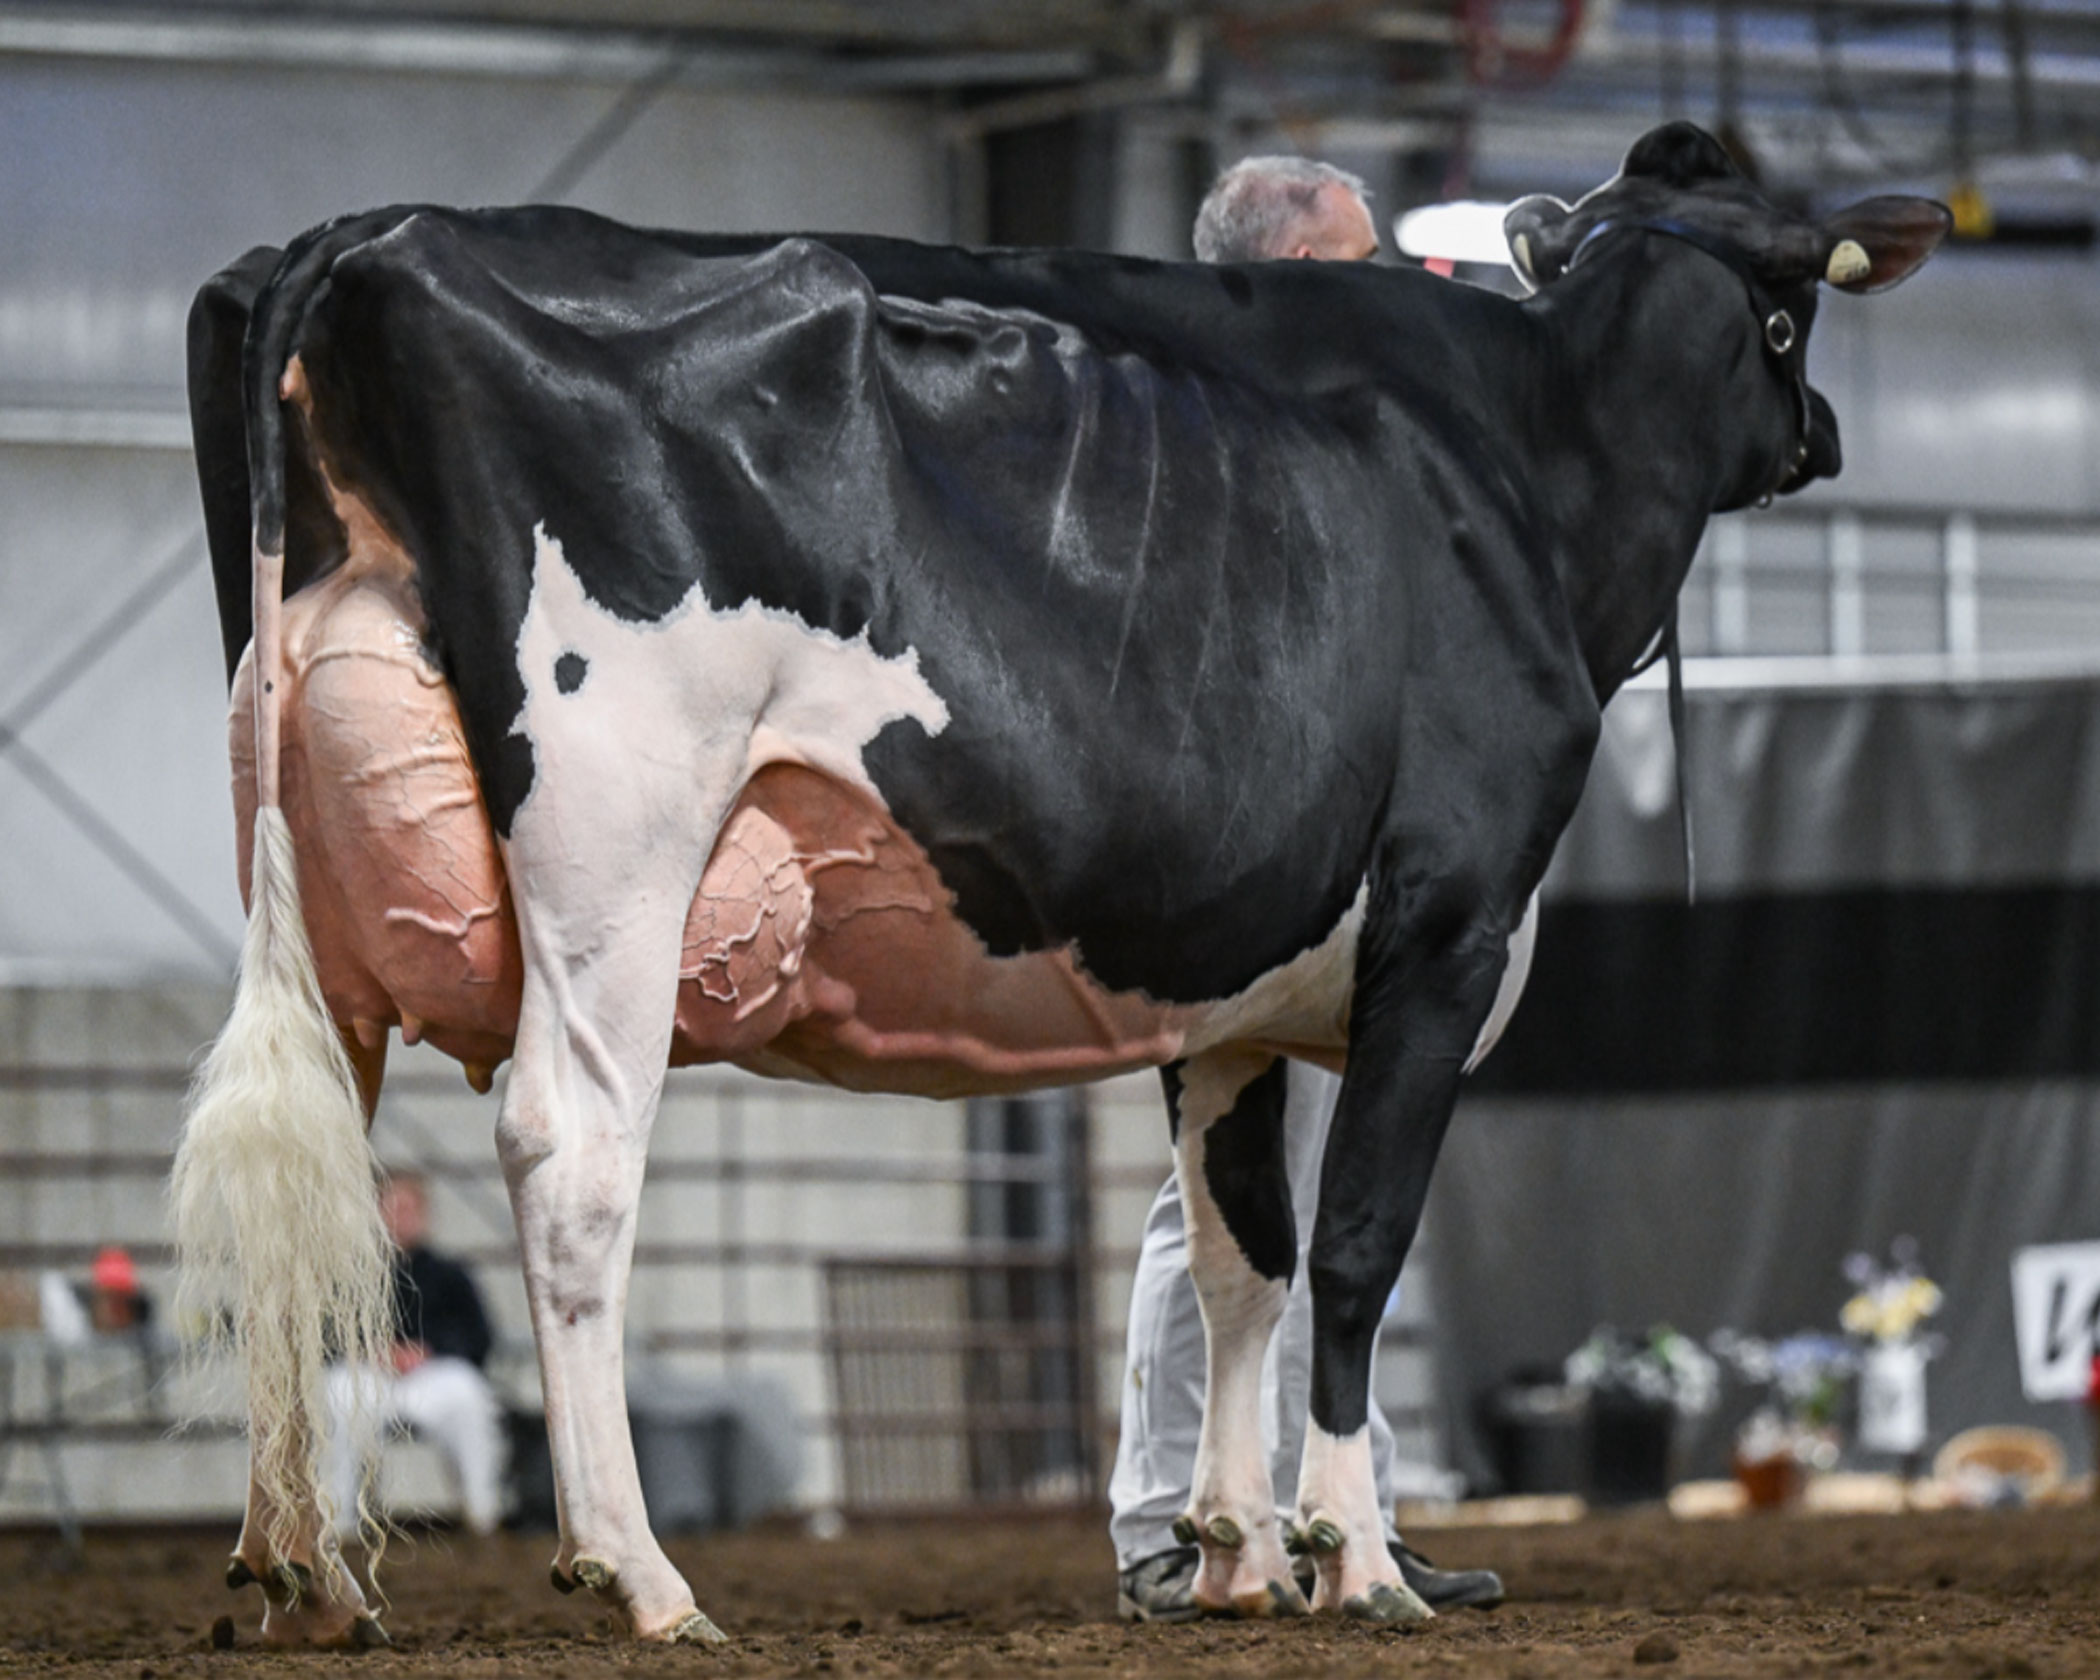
[1502,122,1950,504]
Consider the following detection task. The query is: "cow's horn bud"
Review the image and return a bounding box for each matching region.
[1826,239,1871,285]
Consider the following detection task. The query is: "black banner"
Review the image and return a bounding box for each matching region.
[1473,885,2100,1093]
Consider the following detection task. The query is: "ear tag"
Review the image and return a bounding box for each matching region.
[1826,239,1871,285]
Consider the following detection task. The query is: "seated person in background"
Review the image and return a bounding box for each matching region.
[88,1245,153,1333]
[326,1169,507,1538]
[37,1245,154,1344]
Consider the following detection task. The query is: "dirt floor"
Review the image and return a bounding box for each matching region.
[4,1505,2098,1679]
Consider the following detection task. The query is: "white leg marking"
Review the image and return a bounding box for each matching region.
[1175,1048,1304,1618]
[1297,1422,1431,1622]
[1465,889,1540,1074]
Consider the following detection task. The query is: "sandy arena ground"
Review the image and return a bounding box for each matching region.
[4,1505,2097,1679]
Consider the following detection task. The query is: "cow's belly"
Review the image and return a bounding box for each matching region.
[234,567,1354,1098]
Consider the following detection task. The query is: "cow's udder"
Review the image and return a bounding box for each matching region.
[231,570,1185,1097]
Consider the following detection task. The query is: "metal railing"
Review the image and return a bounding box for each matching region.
[1694,502,2100,659]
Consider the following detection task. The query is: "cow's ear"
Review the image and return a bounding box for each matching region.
[1504,195,1577,292]
[1621,122,1740,187]
[1818,196,1954,292]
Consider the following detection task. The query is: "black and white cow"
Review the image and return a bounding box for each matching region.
[173,123,1947,1645]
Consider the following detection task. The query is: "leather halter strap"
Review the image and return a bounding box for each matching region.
[1570,215,1814,508]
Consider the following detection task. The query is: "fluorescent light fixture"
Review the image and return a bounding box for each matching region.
[1394,201,1514,267]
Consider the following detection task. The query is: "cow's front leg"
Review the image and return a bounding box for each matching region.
[1168,1049,1307,1618]
[1297,909,1507,1624]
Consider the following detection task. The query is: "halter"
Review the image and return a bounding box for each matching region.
[1568,215,1819,903]
[1569,215,1815,508]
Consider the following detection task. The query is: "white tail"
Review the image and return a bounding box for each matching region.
[171,802,394,1565]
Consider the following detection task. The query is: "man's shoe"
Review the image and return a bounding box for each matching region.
[1117,1545,1203,1623]
[1289,1541,1505,1612]
[1393,1542,1504,1610]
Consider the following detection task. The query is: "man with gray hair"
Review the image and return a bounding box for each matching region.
[1112,155,1507,1625]
[1192,156,1380,263]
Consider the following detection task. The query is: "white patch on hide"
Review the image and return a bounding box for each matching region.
[1187,881,1538,1074]
[1465,890,1539,1074]
[1184,883,1367,1060]
[509,523,949,830]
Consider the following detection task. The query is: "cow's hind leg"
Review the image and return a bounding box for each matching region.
[1167,1049,1307,1619]
[495,881,727,1644]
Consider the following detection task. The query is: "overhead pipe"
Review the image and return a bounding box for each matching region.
[0,7,1093,90]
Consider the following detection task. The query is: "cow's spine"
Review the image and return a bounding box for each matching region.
[171,224,403,1586]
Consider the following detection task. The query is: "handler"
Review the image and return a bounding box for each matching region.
[1112,155,1506,1623]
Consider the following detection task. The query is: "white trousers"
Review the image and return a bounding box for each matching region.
[325,1357,509,1536]
[1108,1061,1398,1569]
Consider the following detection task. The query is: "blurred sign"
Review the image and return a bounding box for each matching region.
[2010,1242,2100,1402]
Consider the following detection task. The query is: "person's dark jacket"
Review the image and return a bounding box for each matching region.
[393,1246,493,1369]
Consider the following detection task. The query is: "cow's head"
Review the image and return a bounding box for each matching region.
[1503,123,1950,502]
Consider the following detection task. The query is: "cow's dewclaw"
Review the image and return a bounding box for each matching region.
[1204,1514,1244,1549]
[571,1557,616,1593]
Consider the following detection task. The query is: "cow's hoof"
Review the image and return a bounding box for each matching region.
[1342,1581,1434,1626]
[571,1557,616,1593]
[1232,1580,1309,1619]
[226,1557,259,1592]
[549,1564,577,1595]
[347,1615,391,1650]
[669,1611,729,1645]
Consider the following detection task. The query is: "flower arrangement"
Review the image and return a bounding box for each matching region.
[1565,1324,1719,1417]
[1709,1330,1857,1479]
[1841,1237,1944,1346]
[1843,1239,1944,1464]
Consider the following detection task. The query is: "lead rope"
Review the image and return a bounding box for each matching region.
[1665,610,1695,904]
